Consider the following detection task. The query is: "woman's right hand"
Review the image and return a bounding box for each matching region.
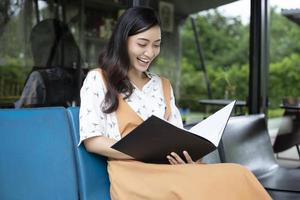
[167,151,197,164]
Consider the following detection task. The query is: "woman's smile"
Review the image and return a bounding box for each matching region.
[127,25,161,73]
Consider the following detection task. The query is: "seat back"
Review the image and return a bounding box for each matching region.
[273,97,300,153]
[0,107,79,200]
[222,114,278,177]
[201,149,221,163]
[67,107,111,200]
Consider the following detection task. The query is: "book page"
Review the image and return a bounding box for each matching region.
[188,100,236,147]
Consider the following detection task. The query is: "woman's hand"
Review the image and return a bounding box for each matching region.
[167,151,197,164]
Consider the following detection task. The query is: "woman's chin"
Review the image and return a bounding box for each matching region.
[135,63,150,72]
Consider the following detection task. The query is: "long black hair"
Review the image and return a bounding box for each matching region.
[99,7,161,113]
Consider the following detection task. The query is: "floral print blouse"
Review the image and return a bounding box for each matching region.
[79,70,183,145]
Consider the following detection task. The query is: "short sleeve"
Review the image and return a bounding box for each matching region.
[78,70,119,145]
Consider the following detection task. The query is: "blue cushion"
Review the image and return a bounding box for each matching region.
[67,107,111,200]
[0,107,79,200]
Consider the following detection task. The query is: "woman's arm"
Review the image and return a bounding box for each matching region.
[83,135,133,160]
[79,71,132,160]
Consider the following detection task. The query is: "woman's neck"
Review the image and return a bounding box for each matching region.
[128,69,150,90]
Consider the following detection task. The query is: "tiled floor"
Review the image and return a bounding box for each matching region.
[275,148,300,168]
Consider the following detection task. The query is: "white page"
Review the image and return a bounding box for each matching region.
[188,100,236,147]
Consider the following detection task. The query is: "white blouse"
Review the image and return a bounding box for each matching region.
[79,70,183,145]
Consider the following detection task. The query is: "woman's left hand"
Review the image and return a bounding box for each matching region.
[167,151,196,164]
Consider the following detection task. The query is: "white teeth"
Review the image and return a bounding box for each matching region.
[138,58,150,63]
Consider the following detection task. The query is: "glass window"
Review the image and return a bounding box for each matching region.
[0,0,129,108]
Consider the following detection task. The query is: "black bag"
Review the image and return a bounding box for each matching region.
[16,19,86,108]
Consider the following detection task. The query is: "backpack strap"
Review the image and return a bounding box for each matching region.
[161,77,172,121]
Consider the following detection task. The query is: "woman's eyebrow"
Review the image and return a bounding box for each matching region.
[137,38,161,42]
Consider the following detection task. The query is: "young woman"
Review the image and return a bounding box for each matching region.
[79,7,271,199]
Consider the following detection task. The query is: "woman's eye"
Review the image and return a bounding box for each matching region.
[138,43,147,47]
[154,44,161,48]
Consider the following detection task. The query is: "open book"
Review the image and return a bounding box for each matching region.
[111,100,236,164]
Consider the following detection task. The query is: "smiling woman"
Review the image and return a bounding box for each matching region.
[127,26,161,69]
[78,6,271,200]
[127,25,161,89]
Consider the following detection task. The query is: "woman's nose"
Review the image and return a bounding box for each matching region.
[144,47,155,58]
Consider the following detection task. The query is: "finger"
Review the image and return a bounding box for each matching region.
[168,155,181,165]
[167,155,177,165]
[183,151,195,164]
[171,152,185,164]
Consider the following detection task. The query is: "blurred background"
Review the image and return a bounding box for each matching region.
[0,0,300,162]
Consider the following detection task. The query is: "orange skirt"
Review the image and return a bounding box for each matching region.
[107,160,271,200]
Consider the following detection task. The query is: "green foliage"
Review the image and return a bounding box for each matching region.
[268,108,284,118]
[0,63,30,85]
[0,63,29,103]
[178,58,207,110]
[270,8,300,63]
[207,64,248,100]
[180,10,249,110]
[0,8,33,86]
[179,7,300,116]
[0,15,25,59]
[152,56,177,83]
[182,10,249,69]
[269,54,300,108]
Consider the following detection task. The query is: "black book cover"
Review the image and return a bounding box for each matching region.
[111,100,235,164]
[112,116,216,164]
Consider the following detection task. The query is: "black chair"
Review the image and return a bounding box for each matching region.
[221,114,300,198]
[273,97,300,158]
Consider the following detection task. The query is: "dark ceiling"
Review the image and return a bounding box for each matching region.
[171,0,237,15]
[282,9,300,26]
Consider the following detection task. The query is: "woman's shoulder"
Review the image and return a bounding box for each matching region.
[85,68,104,80]
[82,68,106,89]
[87,68,101,76]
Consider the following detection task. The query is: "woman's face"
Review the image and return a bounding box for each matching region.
[127,25,161,73]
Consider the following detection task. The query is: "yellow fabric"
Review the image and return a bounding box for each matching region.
[161,77,171,120]
[115,94,144,137]
[108,161,270,200]
[100,70,271,200]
